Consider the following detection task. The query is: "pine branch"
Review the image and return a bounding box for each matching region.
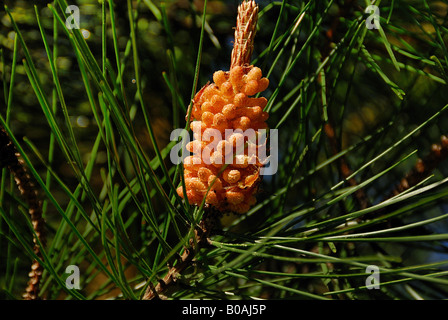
[143,0,260,300]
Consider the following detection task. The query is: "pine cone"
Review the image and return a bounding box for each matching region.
[177,65,269,214]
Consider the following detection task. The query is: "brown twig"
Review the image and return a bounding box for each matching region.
[358,135,448,228]
[391,136,448,196]
[0,125,45,300]
[142,213,218,300]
